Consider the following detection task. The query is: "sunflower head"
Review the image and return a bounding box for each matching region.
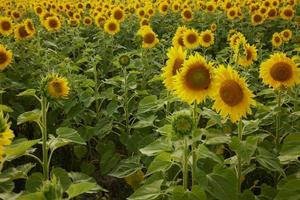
[43,16,61,32]
[41,74,70,99]
[281,6,294,20]
[260,53,300,89]
[183,28,199,49]
[172,110,194,138]
[200,30,215,48]
[137,25,159,48]
[280,29,292,42]
[0,44,13,71]
[104,18,120,35]
[271,32,282,48]
[238,43,258,67]
[119,54,130,66]
[0,16,13,36]
[172,26,187,48]
[0,111,14,162]
[181,8,193,21]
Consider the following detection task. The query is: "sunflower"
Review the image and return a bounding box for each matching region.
[0,44,13,71]
[206,2,216,13]
[227,7,238,20]
[158,2,169,15]
[174,53,215,104]
[260,53,300,89]
[47,76,70,99]
[229,32,247,49]
[237,43,258,67]
[280,29,292,42]
[251,12,264,26]
[14,23,30,40]
[172,26,187,48]
[83,16,93,26]
[11,10,21,20]
[0,112,15,163]
[181,8,193,22]
[199,30,214,48]
[95,14,105,28]
[24,19,35,36]
[137,26,159,48]
[183,29,199,49]
[112,6,125,22]
[210,23,217,32]
[172,2,181,12]
[162,47,187,91]
[271,32,282,48]
[68,18,80,27]
[266,7,277,19]
[0,17,13,36]
[104,18,120,35]
[280,6,294,20]
[212,66,256,123]
[43,16,61,32]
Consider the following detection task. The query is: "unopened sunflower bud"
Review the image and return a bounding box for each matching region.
[119,55,130,66]
[172,110,194,138]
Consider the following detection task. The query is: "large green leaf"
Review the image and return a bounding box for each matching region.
[56,127,86,145]
[274,175,300,200]
[109,156,142,178]
[197,144,223,164]
[0,163,35,183]
[146,152,173,176]
[5,140,39,161]
[66,182,99,199]
[173,185,207,200]
[25,173,43,193]
[279,133,300,164]
[17,89,36,97]
[139,138,172,156]
[230,136,258,165]
[128,180,163,200]
[17,110,41,125]
[256,147,284,174]
[17,192,45,200]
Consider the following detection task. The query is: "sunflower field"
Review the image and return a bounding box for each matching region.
[0,0,300,199]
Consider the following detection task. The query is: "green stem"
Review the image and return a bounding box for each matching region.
[41,96,49,180]
[123,66,129,135]
[237,120,243,193]
[93,63,99,119]
[275,90,282,154]
[183,137,189,190]
[192,101,198,186]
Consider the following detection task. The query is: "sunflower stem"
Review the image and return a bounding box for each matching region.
[192,101,198,186]
[123,65,130,135]
[183,136,189,190]
[41,96,49,180]
[93,62,100,120]
[275,90,282,154]
[237,120,243,193]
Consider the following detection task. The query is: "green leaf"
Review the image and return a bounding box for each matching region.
[132,115,157,129]
[51,168,72,191]
[17,192,45,200]
[139,138,172,156]
[25,173,43,192]
[0,104,13,112]
[137,95,159,114]
[66,182,99,199]
[56,127,86,145]
[230,136,258,165]
[146,152,173,176]
[0,192,22,200]
[17,109,41,125]
[109,156,142,178]
[197,144,223,164]
[17,89,36,97]
[256,147,284,174]
[274,176,300,200]
[242,119,260,135]
[279,133,300,164]
[128,180,163,200]
[5,140,39,161]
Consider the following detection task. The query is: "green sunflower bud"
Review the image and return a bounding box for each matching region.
[172,110,194,138]
[40,175,63,200]
[119,55,130,66]
[40,73,70,100]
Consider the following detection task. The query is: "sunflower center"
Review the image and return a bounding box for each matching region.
[207,5,213,11]
[1,21,11,31]
[270,62,292,81]
[13,12,20,19]
[114,10,123,20]
[187,33,197,44]
[246,48,253,61]
[18,26,29,38]
[108,22,117,31]
[37,7,42,14]
[254,14,262,22]
[26,22,34,31]
[49,19,58,28]
[284,9,293,17]
[52,81,63,94]
[283,31,289,38]
[203,33,211,43]
[183,11,192,19]
[229,10,236,17]
[268,9,276,17]
[162,5,168,12]
[172,58,184,75]
[144,33,155,44]
[220,80,243,106]
[185,64,211,90]
[0,52,8,64]
[85,19,91,24]
[274,36,281,43]
[178,36,185,47]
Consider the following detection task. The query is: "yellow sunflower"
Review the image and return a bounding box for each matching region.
[251,12,264,26]
[199,30,215,48]
[227,7,238,20]
[172,26,187,48]
[158,2,169,15]
[47,76,70,99]
[229,32,247,49]
[174,53,215,104]
[43,16,61,32]
[280,6,294,20]
[162,47,187,91]
[271,32,282,48]
[24,19,35,36]
[111,6,125,22]
[260,53,300,89]
[237,43,258,67]
[14,23,31,41]
[181,8,193,22]
[212,66,256,123]
[172,2,181,12]
[137,26,159,48]
[210,23,217,32]
[280,29,292,42]
[183,29,199,49]
[95,14,106,28]
[0,112,15,163]
[83,16,93,26]
[0,16,13,36]
[266,7,277,19]
[0,44,13,71]
[104,18,120,35]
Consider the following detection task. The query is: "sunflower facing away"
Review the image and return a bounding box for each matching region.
[183,29,199,49]
[104,18,120,35]
[162,47,187,91]
[172,26,187,48]
[212,66,256,123]
[174,53,215,104]
[260,53,300,89]
[47,76,70,99]
[0,112,15,163]
[199,30,215,48]
[24,19,36,36]
[0,44,13,71]
[238,43,258,67]
[0,16,13,36]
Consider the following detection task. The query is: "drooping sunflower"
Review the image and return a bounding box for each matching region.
[43,16,61,32]
[174,53,215,104]
[237,43,258,67]
[0,44,13,71]
[260,53,300,89]
[95,14,106,28]
[280,6,294,20]
[183,29,199,49]
[104,18,120,35]
[14,23,30,41]
[162,47,187,91]
[137,25,159,48]
[181,8,193,22]
[271,32,282,48]
[212,66,256,123]
[172,26,187,48]
[199,30,215,48]
[280,29,292,42]
[0,17,13,36]
[47,76,70,99]
[0,112,15,163]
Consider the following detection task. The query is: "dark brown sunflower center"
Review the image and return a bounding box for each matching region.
[0,52,8,64]
[139,10,145,16]
[178,36,185,47]
[114,10,123,20]
[162,5,168,12]
[187,33,197,44]
[85,19,91,24]
[49,19,58,28]
[274,36,281,43]
[172,58,184,75]
[254,14,262,22]
[1,21,11,31]
[207,5,213,11]
[203,33,211,43]
[37,7,42,14]
[284,9,293,17]
[220,80,244,106]
[144,33,155,44]
[270,62,292,81]
[18,26,29,38]
[229,10,236,16]
[268,9,276,17]
[246,48,252,60]
[26,22,34,31]
[52,81,63,93]
[185,64,211,90]
[174,5,179,10]
[283,31,290,38]
[183,11,192,19]
[108,23,116,31]
[13,12,20,19]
